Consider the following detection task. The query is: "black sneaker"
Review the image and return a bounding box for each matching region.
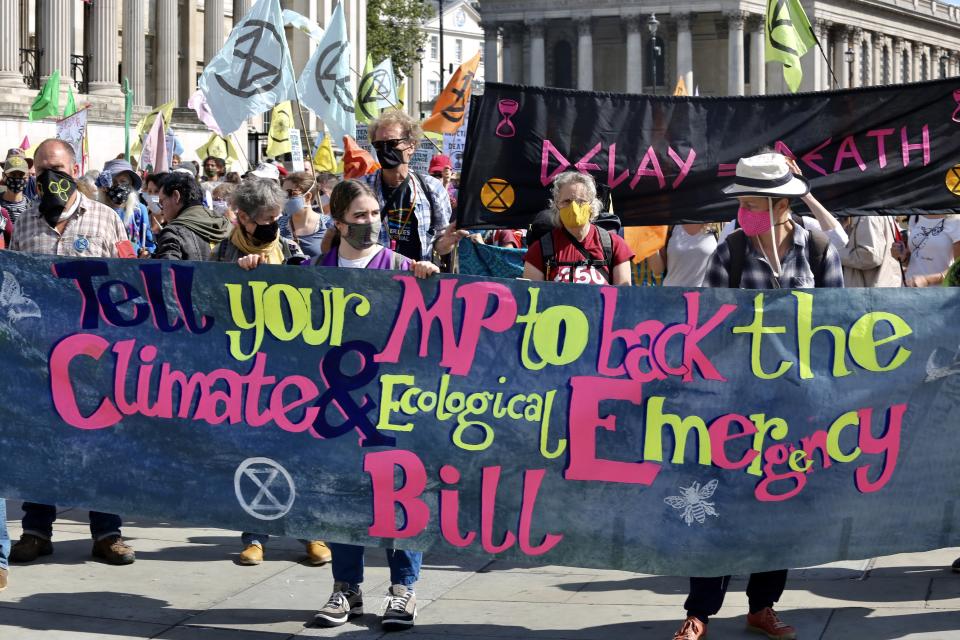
[313,582,363,627]
[952,557,960,573]
[381,584,417,630]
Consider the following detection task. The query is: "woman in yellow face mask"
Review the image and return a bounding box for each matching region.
[523,171,634,285]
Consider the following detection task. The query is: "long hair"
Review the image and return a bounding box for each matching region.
[326,179,378,249]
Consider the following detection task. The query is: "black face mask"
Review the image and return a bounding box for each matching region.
[108,184,132,206]
[5,176,25,194]
[36,169,77,226]
[252,221,279,243]
[373,142,405,170]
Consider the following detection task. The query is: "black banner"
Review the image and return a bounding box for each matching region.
[458,79,960,228]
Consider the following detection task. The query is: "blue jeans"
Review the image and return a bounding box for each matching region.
[0,499,9,570]
[21,502,122,541]
[328,543,422,590]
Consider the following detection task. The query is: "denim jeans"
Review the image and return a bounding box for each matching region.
[21,502,122,541]
[0,499,10,571]
[328,543,422,591]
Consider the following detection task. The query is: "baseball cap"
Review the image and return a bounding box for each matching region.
[4,156,28,175]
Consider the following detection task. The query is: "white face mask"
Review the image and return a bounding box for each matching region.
[144,194,161,214]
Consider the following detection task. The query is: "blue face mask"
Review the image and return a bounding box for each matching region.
[284,196,305,216]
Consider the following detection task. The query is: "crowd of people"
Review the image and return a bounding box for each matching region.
[0,108,955,639]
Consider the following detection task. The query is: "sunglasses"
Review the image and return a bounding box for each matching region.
[372,139,407,151]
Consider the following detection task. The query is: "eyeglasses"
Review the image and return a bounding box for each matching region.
[372,139,407,151]
[557,198,590,208]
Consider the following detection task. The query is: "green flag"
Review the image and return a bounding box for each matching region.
[29,70,61,121]
[355,54,381,124]
[63,85,77,117]
[765,0,817,93]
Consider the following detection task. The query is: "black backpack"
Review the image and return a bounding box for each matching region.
[724,227,832,287]
[540,226,615,283]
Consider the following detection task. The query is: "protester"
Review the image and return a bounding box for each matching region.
[172,161,199,181]
[9,138,136,565]
[363,110,455,262]
[248,162,282,184]
[892,214,960,287]
[523,171,634,284]
[675,153,844,640]
[212,177,303,265]
[648,224,720,287]
[280,170,330,262]
[0,499,7,591]
[236,179,436,630]
[428,153,457,209]
[1,153,30,223]
[836,215,902,287]
[202,156,226,183]
[98,159,156,257]
[211,182,238,224]
[152,171,231,261]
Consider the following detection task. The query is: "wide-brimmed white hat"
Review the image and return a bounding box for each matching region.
[722,153,809,198]
[250,163,280,180]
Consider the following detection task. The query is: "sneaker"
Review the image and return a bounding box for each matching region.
[746,608,796,640]
[381,584,417,630]
[238,543,264,565]
[672,616,707,640]
[952,557,960,573]
[9,534,53,563]
[91,535,136,565]
[304,540,332,565]
[313,582,363,627]
[0,568,7,592]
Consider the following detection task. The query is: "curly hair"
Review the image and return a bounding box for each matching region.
[548,171,601,227]
[368,109,423,144]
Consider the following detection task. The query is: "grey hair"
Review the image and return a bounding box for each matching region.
[548,171,602,227]
[231,177,285,221]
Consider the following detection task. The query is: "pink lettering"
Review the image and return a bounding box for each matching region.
[866,128,895,169]
[49,333,122,430]
[607,143,631,189]
[629,146,667,190]
[574,142,603,173]
[854,403,906,494]
[708,414,759,470]
[668,146,697,189]
[541,140,571,186]
[900,125,931,167]
[833,135,867,173]
[801,137,833,177]
[365,449,430,539]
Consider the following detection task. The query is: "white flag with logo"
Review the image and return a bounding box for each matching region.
[296,3,355,142]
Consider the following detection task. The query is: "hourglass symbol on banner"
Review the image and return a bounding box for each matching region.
[495,99,518,138]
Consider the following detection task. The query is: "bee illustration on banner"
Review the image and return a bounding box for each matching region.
[664,479,719,526]
[0,271,41,323]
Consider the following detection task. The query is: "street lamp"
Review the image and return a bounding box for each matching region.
[648,13,662,95]
[844,48,854,86]
[416,45,425,119]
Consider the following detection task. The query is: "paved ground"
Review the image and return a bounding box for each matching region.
[1,505,959,639]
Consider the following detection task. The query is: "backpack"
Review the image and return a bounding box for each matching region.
[540,226,615,283]
[724,227,831,288]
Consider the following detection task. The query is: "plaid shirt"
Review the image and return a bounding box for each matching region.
[705,224,845,289]
[10,193,130,257]
[366,170,452,261]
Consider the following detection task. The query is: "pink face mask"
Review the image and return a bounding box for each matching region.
[737,206,773,237]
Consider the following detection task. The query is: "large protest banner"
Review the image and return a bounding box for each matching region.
[0,252,958,576]
[458,79,960,228]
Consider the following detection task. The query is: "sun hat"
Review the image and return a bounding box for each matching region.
[722,153,809,198]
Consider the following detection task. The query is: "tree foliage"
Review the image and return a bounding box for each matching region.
[366,0,435,79]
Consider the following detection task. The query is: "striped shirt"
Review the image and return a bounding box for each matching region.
[705,224,845,289]
[10,193,130,257]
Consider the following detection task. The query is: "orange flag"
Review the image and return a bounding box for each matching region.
[623,226,669,263]
[422,51,481,134]
[342,135,380,180]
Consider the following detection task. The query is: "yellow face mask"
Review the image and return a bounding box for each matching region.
[559,200,591,228]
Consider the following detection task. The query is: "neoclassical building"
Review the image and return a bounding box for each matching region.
[478,0,960,96]
[0,0,368,170]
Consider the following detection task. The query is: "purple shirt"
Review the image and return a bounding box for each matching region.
[319,245,412,271]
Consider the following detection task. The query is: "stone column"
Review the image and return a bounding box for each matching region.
[726,11,745,95]
[675,13,694,94]
[122,0,146,105]
[502,24,523,84]
[0,1,25,88]
[575,15,593,91]
[205,0,226,64]
[850,28,863,87]
[625,13,643,94]
[156,0,179,105]
[233,0,252,24]
[833,26,849,89]
[38,0,72,81]
[816,20,832,90]
[481,21,500,84]
[87,0,122,95]
[872,34,883,85]
[747,14,765,94]
[529,19,545,87]
[913,43,922,82]
[891,37,902,84]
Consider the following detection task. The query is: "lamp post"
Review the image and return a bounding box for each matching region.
[648,13,661,95]
[416,45,425,119]
[844,48,854,87]
[439,0,445,88]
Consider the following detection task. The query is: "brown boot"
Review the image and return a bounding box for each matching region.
[746,608,796,640]
[0,568,7,591]
[238,543,264,565]
[9,534,53,563]
[92,535,135,565]
[673,616,707,640]
[304,541,332,565]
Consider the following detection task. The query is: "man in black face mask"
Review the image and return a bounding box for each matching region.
[7,139,137,568]
[362,111,464,264]
[10,138,133,258]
